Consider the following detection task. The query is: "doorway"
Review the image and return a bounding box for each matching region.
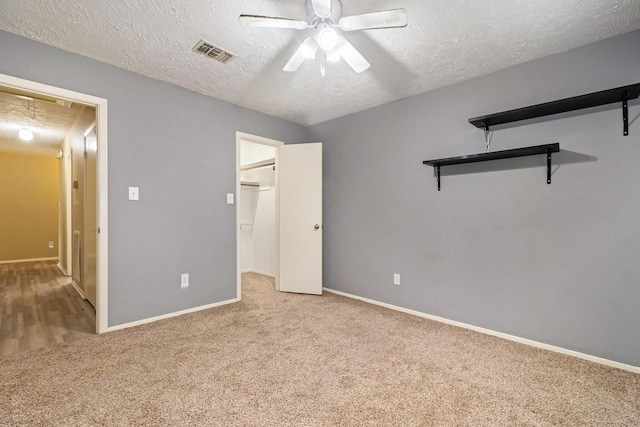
[235,132,323,298]
[0,72,109,333]
[239,142,277,279]
[236,133,282,298]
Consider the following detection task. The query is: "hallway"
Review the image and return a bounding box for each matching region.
[0,260,95,357]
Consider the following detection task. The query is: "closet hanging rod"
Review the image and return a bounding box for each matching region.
[241,158,275,171]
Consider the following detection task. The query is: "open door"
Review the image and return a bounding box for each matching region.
[277,143,323,295]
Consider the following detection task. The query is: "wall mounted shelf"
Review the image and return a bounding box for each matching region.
[423,143,560,191]
[469,83,640,136]
[424,83,638,191]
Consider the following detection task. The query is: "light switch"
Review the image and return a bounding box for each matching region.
[227,193,234,205]
[129,187,139,201]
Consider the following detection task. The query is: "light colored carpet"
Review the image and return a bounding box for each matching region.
[1,273,638,426]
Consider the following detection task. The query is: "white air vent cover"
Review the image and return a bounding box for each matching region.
[192,40,235,64]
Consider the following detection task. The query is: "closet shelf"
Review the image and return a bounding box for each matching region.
[469,82,640,136]
[241,158,275,171]
[423,143,560,191]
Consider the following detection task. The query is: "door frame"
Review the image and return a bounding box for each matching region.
[82,122,98,307]
[235,132,283,299]
[0,72,109,333]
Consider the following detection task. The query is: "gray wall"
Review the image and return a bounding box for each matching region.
[0,30,309,325]
[309,30,640,367]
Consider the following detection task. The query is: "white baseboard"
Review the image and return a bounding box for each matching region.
[106,298,240,333]
[323,287,640,374]
[57,263,69,277]
[71,280,85,299]
[0,257,58,265]
[248,269,275,278]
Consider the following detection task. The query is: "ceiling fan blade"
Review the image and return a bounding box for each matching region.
[311,0,332,19]
[283,38,319,72]
[239,15,309,30]
[338,9,408,31]
[337,37,370,73]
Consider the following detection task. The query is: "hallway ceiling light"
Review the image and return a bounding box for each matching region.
[18,129,34,141]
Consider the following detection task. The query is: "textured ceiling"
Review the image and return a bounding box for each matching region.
[1,0,639,126]
[0,88,84,156]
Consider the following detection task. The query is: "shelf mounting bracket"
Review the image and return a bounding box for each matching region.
[546,149,552,184]
[436,165,441,191]
[623,91,630,136]
[484,127,493,153]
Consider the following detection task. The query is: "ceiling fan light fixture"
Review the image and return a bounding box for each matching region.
[337,37,370,73]
[243,1,407,75]
[326,48,341,63]
[317,27,338,51]
[283,37,319,72]
[301,40,319,59]
[18,129,34,141]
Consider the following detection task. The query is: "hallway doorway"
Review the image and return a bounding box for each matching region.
[0,72,109,334]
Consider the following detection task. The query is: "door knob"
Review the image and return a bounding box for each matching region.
[314,224,320,230]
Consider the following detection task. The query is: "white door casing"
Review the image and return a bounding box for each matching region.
[84,124,98,307]
[0,72,109,333]
[277,143,323,295]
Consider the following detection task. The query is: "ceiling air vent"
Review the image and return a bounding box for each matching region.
[192,40,235,64]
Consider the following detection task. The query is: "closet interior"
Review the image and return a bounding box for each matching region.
[240,141,276,277]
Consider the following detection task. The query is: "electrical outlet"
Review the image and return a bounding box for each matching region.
[393,273,400,286]
[181,273,189,289]
[227,193,234,205]
[48,241,54,249]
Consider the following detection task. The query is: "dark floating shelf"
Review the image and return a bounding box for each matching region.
[425,83,639,191]
[469,83,640,136]
[423,143,560,166]
[423,143,560,191]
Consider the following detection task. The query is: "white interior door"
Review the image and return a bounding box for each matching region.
[277,143,323,295]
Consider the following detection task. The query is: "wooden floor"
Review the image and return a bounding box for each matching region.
[0,260,95,357]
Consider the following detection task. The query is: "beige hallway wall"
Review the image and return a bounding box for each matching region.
[0,151,59,261]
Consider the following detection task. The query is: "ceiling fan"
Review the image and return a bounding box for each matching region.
[239,0,407,74]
